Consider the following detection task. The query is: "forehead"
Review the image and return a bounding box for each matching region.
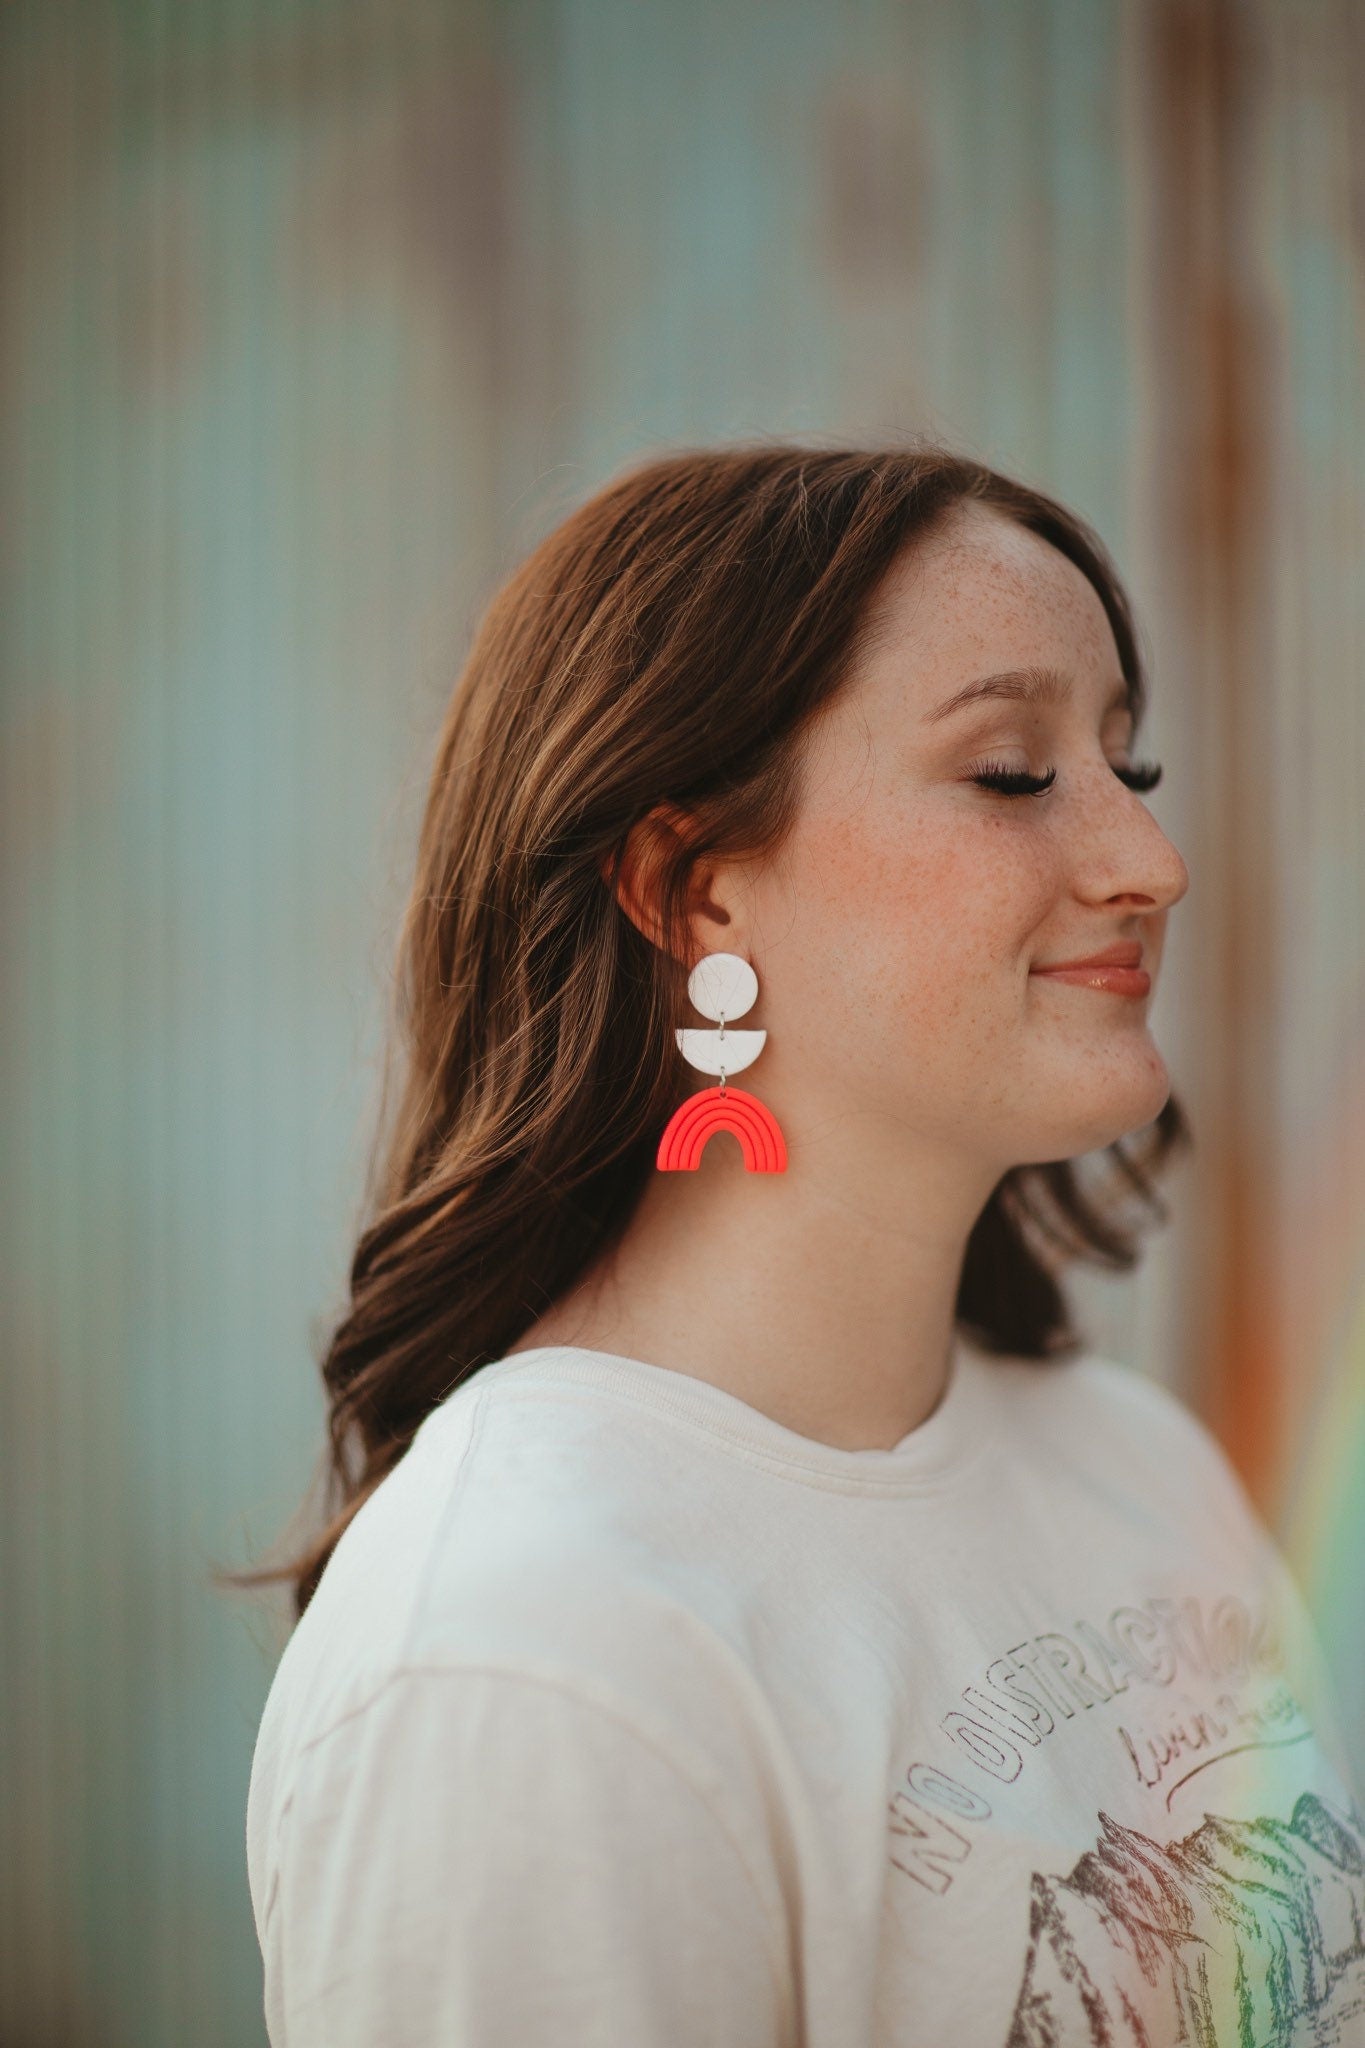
[853,502,1121,703]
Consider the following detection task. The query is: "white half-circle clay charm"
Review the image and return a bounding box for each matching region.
[675,1027,767,1077]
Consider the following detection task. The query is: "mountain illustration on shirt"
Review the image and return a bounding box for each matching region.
[1003,1786,1365,2045]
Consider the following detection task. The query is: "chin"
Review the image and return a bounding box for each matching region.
[1017,1047,1173,1160]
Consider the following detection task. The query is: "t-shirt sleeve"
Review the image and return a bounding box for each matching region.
[259,1663,796,2048]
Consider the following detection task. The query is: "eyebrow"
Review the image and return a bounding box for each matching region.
[923,664,1132,725]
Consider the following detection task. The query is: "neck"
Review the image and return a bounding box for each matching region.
[514,1107,1002,1451]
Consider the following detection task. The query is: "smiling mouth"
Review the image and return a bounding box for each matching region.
[1034,939,1144,971]
[1030,962,1151,997]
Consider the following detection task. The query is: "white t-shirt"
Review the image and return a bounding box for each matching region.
[245,1331,1364,2046]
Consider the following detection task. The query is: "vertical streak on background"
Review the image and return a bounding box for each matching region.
[2,4,496,2039]
[1141,0,1283,1509]
[1264,0,1365,1736]
[3,12,116,2036]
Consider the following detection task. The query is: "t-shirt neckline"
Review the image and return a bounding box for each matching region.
[473,1325,1001,1494]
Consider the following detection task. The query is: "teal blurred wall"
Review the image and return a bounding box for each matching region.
[3,1,1363,2041]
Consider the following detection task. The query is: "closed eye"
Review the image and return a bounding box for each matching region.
[969,759,1163,797]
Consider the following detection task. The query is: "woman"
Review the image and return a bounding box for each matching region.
[240,443,1362,2045]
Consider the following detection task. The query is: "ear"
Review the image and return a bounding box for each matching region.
[602,803,738,965]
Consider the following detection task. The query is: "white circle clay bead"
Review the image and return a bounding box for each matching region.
[687,951,758,1023]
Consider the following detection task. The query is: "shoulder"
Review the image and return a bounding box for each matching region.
[252,1359,765,1799]
[989,1345,1269,1555]
[1064,1350,1248,1485]
[247,1371,796,1967]
[995,1343,1228,1460]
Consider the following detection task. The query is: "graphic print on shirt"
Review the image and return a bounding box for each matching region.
[886,1584,1365,2044]
[1004,1787,1365,2045]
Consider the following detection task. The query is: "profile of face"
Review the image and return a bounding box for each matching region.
[708,501,1191,1176]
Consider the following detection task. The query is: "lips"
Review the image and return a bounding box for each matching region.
[1032,940,1144,972]
[1030,939,1151,998]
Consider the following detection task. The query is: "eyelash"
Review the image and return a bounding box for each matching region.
[969,758,1163,798]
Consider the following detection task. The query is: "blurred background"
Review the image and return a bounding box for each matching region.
[3,0,1363,2041]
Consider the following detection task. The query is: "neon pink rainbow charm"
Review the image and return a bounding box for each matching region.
[656,952,788,1174]
[656,1084,788,1172]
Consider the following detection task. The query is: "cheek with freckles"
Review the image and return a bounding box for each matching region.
[775,799,1057,1090]
[846,802,1050,974]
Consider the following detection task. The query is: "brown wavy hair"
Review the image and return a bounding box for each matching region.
[219,438,1192,1621]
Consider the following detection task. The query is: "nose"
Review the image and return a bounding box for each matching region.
[1070,768,1189,917]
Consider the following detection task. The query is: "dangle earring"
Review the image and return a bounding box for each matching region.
[655,951,788,1173]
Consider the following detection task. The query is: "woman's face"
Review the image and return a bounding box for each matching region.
[745,501,1190,1173]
